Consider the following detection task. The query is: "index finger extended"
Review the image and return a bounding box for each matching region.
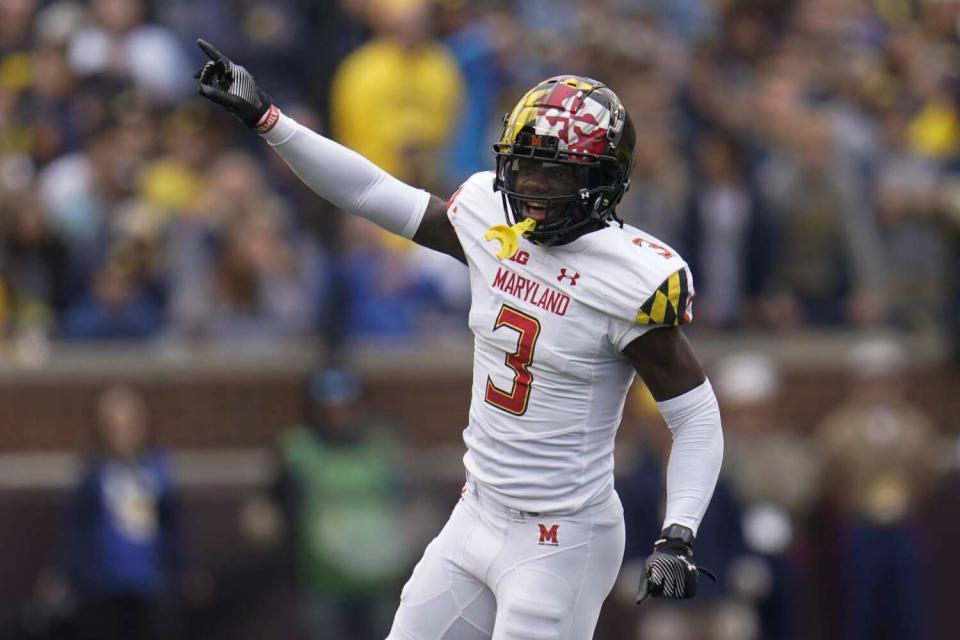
[635,579,651,605]
[197,38,229,64]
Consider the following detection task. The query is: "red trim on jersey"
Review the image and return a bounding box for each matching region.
[446,185,465,215]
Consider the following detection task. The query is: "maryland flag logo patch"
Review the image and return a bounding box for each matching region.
[635,269,692,326]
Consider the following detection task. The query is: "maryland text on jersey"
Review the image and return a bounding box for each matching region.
[491,267,571,317]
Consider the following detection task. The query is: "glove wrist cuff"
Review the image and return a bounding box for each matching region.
[656,524,695,552]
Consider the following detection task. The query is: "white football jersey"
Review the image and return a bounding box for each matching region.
[447,171,694,514]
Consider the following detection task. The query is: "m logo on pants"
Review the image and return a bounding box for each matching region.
[538,523,559,546]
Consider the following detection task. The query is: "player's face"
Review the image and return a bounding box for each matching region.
[512,158,577,222]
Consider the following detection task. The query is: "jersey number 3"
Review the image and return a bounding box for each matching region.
[485,305,541,415]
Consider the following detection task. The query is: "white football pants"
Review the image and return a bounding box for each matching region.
[386,478,626,640]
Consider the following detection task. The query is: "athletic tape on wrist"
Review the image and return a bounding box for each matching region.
[256,105,280,134]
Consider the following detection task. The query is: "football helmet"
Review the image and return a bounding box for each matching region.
[493,75,635,246]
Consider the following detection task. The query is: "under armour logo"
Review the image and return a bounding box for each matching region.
[557,268,580,285]
[538,523,559,546]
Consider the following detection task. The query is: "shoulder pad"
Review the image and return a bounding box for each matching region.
[635,267,694,326]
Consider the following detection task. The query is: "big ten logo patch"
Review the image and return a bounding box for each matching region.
[509,250,530,265]
[538,523,559,546]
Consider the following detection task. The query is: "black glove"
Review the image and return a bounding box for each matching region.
[636,524,717,604]
[195,38,271,128]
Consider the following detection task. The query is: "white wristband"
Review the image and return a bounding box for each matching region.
[258,105,297,144]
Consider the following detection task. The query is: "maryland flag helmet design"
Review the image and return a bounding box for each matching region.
[493,75,636,245]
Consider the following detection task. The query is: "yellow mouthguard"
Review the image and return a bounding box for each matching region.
[484,218,537,261]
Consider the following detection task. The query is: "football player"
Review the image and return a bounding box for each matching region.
[196,38,723,639]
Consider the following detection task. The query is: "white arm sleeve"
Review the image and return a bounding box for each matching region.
[258,108,430,239]
[657,379,724,536]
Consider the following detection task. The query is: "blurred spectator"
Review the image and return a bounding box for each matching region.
[506,0,586,85]
[260,369,407,640]
[0,189,70,337]
[208,208,318,342]
[628,0,717,45]
[37,385,187,640]
[67,0,192,102]
[33,1,88,48]
[756,105,886,328]
[168,0,326,109]
[684,132,769,329]
[437,1,503,188]
[20,42,85,165]
[0,0,957,345]
[0,0,36,167]
[0,0,36,54]
[38,106,157,277]
[61,255,163,341]
[815,337,941,640]
[0,0,36,116]
[330,0,463,188]
[715,353,820,640]
[165,150,321,344]
[616,99,690,250]
[874,107,950,332]
[335,216,446,342]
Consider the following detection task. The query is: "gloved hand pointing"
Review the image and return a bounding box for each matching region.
[195,38,272,129]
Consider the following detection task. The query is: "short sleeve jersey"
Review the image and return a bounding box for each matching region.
[447,171,694,514]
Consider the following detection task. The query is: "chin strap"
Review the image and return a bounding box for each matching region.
[484,218,537,260]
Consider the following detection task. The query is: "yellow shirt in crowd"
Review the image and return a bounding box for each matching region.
[331,39,463,185]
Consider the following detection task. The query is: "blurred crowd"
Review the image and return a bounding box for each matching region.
[0,0,958,355]
[3,3,959,638]
[18,336,956,640]
[615,337,951,640]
